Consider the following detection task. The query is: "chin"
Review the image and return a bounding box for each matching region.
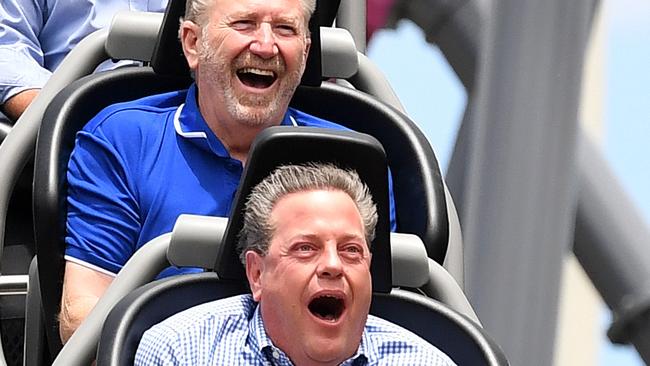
[303,337,356,364]
[231,101,285,127]
[234,109,279,127]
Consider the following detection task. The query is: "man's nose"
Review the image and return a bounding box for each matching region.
[249,23,279,59]
[317,246,343,278]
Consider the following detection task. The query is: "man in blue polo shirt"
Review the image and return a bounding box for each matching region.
[59,0,396,343]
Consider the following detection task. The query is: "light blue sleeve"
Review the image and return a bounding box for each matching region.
[0,0,52,103]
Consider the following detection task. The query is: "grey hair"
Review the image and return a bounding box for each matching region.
[183,0,316,29]
[238,163,378,265]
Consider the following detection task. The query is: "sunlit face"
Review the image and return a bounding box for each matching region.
[245,189,373,366]
[193,0,310,127]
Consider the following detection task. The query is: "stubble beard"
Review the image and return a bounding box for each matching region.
[199,39,305,127]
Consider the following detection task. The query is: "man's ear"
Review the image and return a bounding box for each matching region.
[245,251,264,302]
[179,20,201,71]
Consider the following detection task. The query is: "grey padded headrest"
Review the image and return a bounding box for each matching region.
[390,233,430,288]
[320,27,359,79]
[167,215,430,290]
[106,11,164,62]
[168,215,227,269]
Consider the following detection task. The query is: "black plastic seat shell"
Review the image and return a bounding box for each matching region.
[33,67,192,357]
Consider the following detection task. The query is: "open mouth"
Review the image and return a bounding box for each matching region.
[308,295,345,322]
[236,67,277,89]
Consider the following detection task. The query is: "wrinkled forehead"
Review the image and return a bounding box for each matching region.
[268,189,365,236]
[210,0,310,27]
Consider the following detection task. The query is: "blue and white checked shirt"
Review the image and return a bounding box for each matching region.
[135,294,457,365]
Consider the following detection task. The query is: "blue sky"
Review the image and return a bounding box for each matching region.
[367,1,649,364]
[599,0,649,363]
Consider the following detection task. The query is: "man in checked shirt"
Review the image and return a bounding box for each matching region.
[135,163,456,365]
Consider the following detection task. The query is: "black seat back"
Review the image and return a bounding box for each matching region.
[291,83,449,262]
[99,126,393,364]
[371,290,509,365]
[216,127,393,292]
[33,68,191,357]
[97,272,245,366]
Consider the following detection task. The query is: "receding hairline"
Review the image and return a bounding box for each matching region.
[184,0,316,29]
[266,188,369,244]
[270,187,365,214]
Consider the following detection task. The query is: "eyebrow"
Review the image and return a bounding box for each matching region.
[230,11,301,25]
[289,233,367,244]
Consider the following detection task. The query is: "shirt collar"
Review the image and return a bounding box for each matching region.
[280,110,300,127]
[350,324,375,365]
[174,83,299,157]
[249,303,371,365]
[250,305,293,365]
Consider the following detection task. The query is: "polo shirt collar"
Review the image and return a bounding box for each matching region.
[174,83,299,157]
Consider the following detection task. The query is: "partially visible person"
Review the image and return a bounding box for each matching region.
[0,0,167,121]
[59,0,396,344]
[135,163,454,366]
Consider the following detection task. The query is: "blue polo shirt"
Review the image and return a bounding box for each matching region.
[65,84,396,277]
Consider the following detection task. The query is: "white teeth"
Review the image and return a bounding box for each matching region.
[239,67,275,77]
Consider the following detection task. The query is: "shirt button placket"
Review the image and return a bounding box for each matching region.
[272,349,282,362]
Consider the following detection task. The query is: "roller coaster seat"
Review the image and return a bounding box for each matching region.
[94,128,507,366]
[32,0,448,361]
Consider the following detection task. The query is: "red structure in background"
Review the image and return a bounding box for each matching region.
[366,0,395,41]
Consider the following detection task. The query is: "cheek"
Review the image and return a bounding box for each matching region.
[208,33,247,58]
[280,42,308,69]
[264,262,310,286]
[262,265,313,307]
[351,268,373,293]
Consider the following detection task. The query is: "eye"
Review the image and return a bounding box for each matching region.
[231,20,255,31]
[297,243,314,251]
[344,245,361,253]
[340,244,365,260]
[291,242,318,258]
[275,24,297,36]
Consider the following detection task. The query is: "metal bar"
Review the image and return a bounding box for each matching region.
[389,0,485,90]
[449,1,593,364]
[53,234,171,366]
[574,135,650,363]
[392,0,650,362]
[0,275,28,296]
[336,0,367,52]
[349,53,405,112]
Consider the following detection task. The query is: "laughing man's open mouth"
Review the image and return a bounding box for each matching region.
[237,67,277,89]
[308,295,345,322]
